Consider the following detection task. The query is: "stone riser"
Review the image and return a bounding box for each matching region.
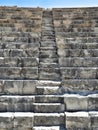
[0,49,39,57]
[61,79,98,94]
[0,67,38,80]
[0,42,40,49]
[57,49,98,57]
[59,57,98,67]
[60,67,98,79]
[56,43,98,49]
[0,57,38,67]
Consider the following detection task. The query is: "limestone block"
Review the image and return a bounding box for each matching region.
[0,67,21,79]
[34,113,64,126]
[40,57,58,63]
[61,67,97,79]
[88,94,98,110]
[4,57,18,67]
[58,49,98,57]
[33,103,65,113]
[13,113,34,128]
[37,87,59,95]
[0,57,4,67]
[40,50,57,58]
[22,57,39,67]
[0,50,4,57]
[59,57,98,67]
[0,113,13,129]
[66,112,91,130]
[4,80,23,95]
[24,48,39,57]
[89,112,98,128]
[61,80,98,94]
[23,80,37,94]
[21,67,38,79]
[35,95,63,103]
[9,49,26,57]
[64,94,88,111]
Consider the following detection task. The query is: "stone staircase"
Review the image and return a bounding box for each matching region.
[0,6,98,130]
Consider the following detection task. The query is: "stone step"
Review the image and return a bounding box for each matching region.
[34,113,65,126]
[61,79,98,95]
[40,58,58,63]
[0,36,39,42]
[61,37,98,43]
[56,42,98,49]
[33,126,65,130]
[0,67,38,79]
[1,31,39,37]
[0,95,35,112]
[39,63,59,68]
[40,41,56,47]
[64,94,98,111]
[33,103,65,113]
[56,32,98,37]
[0,80,38,95]
[35,95,63,103]
[59,57,98,67]
[60,67,98,79]
[41,31,55,35]
[0,112,34,129]
[0,42,40,49]
[39,50,57,58]
[66,111,98,130]
[0,49,39,57]
[39,68,60,80]
[57,49,98,57]
[0,57,39,67]
[40,46,56,50]
[36,86,60,95]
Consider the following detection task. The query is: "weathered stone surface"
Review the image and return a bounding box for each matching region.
[33,103,65,113]
[34,113,64,126]
[23,80,37,95]
[61,80,98,94]
[89,112,98,129]
[61,67,97,79]
[4,80,23,95]
[64,94,88,111]
[88,94,98,110]
[21,67,38,79]
[58,49,98,57]
[35,95,63,103]
[59,57,98,67]
[66,112,91,130]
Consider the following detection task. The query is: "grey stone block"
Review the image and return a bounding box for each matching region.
[64,94,88,111]
[34,113,64,126]
[66,112,91,130]
[21,67,38,79]
[4,80,23,95]
[33,103,65,113]
[61,67,97,79]
[61,80,98,93]
[23,80,37,95]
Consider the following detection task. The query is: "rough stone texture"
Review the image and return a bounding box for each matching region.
[66,112,91,130]
[0,6,98,129]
